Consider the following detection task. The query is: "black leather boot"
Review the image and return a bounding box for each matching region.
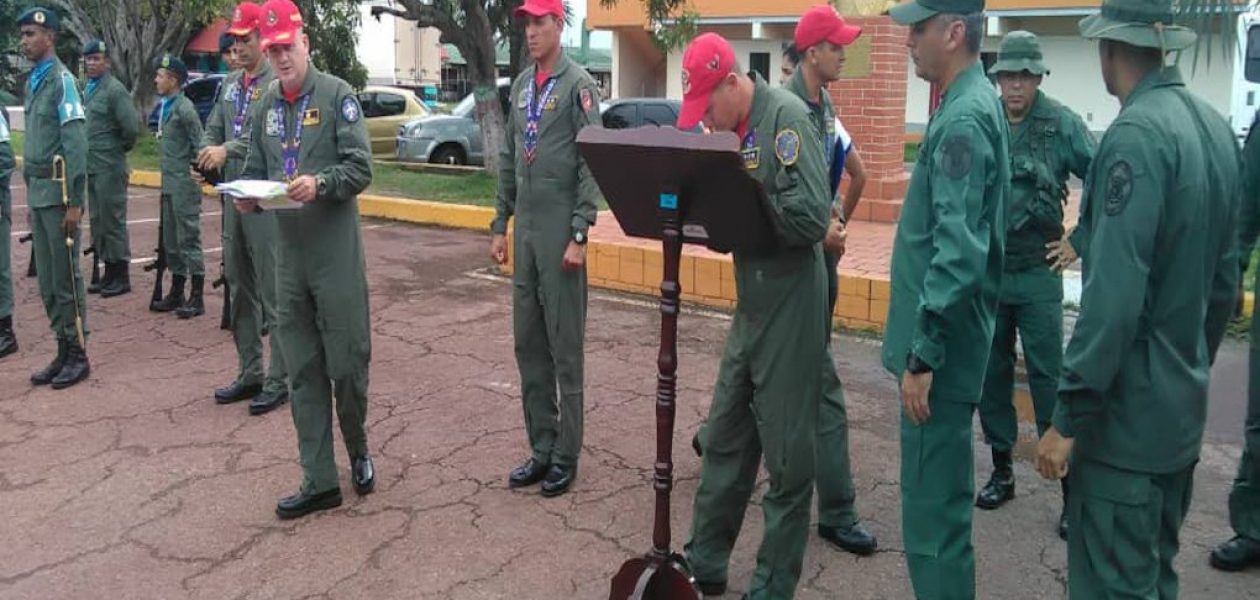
[151,275,186,312]
[87,259,103,294]
[31,340,68,385]
[51,342,90,389]
[100,262,131,298]
[0,315,17,359]
[176,275,205,319]
[1058,478,1069,540]
[1211,536,1260,571]
[975,448,1015,510]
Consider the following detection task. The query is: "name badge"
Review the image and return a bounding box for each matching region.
[544,96,559,111]
[302,108,321,126]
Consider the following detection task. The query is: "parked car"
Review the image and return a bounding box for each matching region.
[147,74,224,131]
[601,97,701,132]
[395,78,511,166]
[357,85,431,156]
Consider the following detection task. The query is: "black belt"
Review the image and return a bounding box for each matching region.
[24,163,54,179]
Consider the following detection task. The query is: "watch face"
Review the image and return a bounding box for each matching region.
[575,232,585,243]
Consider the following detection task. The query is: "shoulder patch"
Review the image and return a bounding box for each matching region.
[775,129,800,166]
[580,88,594,113]
[1103,160,1133,216]
[941,134,972,179]
[58,71,86,125]
[341,95,361,123]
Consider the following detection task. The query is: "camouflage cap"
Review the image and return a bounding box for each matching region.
[989,31,1049,76]
[888,0,985,25]
[1079,0,1196,51]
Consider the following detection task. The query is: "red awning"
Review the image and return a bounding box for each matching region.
[185,18,229,54]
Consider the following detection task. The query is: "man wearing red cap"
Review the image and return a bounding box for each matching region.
[491,0,602,498]
[882,0,1010,597]
[198,1,289,417]
[238,0,375,519]
[676,32,831,599]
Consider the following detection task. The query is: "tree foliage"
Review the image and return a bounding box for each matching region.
[296,0,368,90]
[600,0,696,52]
[0,0,83,101]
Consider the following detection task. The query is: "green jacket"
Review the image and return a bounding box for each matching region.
[1052,67,1241,474]
[203,62,275,182]
[157,93,203,196]
[22,57,87,209]
[492,53,602,239]
[0,110,13,184]
[1005,90,1093,272]
[83,72,138,174]
[881,62,1011,402]
[1239,110,1260,279]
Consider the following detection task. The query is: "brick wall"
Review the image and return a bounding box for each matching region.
[828,16,909,223]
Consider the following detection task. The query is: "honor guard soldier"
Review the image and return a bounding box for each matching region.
[492,0,602,498]
[150,55,207,318]
[883,0,1011,596]
[975,30,1094,539]
[677,33,832,599]
[0,108,15,358]
[82,39,140,298]
[1211,113,1260,574]
[198,1,289,416]
[1036,0,1241,595]
[239,0,375,519]
[19,6,92,389]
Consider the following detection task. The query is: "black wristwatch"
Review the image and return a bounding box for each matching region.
[573,230,587,245]
[315,174,328,198]
[906,352,933,375]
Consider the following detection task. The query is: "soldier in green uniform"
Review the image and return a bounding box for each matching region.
[82,39,139,298]
[150,55,206,319]
[884,1,1010,596]
[19,6,92,389]
[676,32,831,599]
[1036,0,1241,595]
[1211,110,1260,572]
[198,2,289,416]
[239,0,374,519]
[974,31,1094,541]
[0,108,16,359]
[491,0,601,498]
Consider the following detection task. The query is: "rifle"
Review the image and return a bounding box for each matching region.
[212,268,230,330]
[84,244,100,288]
[144,200,167,309]
[18,233,34,277]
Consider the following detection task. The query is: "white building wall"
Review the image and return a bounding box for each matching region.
[356,2,397,85]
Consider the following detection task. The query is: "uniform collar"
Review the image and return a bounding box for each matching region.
[282,65,320,103]
[1123,66,1184,109]
[28,57,57,95]
[787,67,831,112]
[245,60,272,83]
[530,51,572,85]
[747,72,772,134]
[1026,90,1056,121]
[938,61,985,111]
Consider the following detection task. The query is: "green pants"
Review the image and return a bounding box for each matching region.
[979,268,1063,450]
[901,399,976,600]
[818,248,858,528]
[87,168,130,262]
[1227,309,1260,542]
[512,233,586,468]
[686,281,827,599]
[223,200,287,395]
[160,191,203,277]
[1068,459,1195,599]
[31,205,88,343]
[0,183,12,318]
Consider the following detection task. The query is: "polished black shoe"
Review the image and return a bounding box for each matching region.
[31,341,68,386]
[975,448,1015,510]
[351,455,376,496]
[51,343,90,390]
[508,458,550,488]
[248,389,288,415]
[215,381,262,404]
[540,464,576,497]
[150,275,186,313]
[176,276,205,319]
[1210,536,1260,572]
[0,315,17,359]
[695,579,726,596]
[99,263,131,298]
[88,263,103,294]
[819,522,878,556]
[275,488,343,520]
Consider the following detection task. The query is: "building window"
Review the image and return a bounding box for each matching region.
[750,52,770,83]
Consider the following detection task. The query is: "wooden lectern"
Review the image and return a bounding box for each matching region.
[577,126,775,600]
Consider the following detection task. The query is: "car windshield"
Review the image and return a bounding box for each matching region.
[452,93,476,118]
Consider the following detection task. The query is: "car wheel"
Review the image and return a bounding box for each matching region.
[430,144,466,165]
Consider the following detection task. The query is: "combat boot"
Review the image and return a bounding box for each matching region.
[1057,478,1069,540]
[51,342,90,390]
[30,339,68,385]
[0,315,17,359]
[176,275,205,319]
[151,274,186,313]
[975,448,1015,510]
[87,262,103,294]
[100,262,131,298]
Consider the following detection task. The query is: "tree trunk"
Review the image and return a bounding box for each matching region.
[475,82,505,175]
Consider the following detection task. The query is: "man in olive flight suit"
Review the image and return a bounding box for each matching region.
[150,55,206,319]
[677,33,832,599]
[975,31,1094,542]
[82,39,139,298]
[1210,111,1260,573]
[198,1,289,416]
[239,0,374,520]
[0,107,16,358]
[491,0,601,499]
[884,1,1011,597]
[1036,0,1241,596]
[19,6,92,389]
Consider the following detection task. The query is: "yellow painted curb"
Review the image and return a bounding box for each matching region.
[358,194,494,231]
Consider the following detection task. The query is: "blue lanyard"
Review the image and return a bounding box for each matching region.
[232,75,259,138]
[522,75,558,164]
[275,94,313,181]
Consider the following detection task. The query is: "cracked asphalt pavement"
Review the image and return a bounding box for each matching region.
[1,182,1257,598]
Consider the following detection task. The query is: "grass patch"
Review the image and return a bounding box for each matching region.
[370,162,499,206]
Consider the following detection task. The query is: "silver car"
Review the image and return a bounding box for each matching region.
[395,78,510,166]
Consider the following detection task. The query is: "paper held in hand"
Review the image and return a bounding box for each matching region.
[215,179,303,211]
